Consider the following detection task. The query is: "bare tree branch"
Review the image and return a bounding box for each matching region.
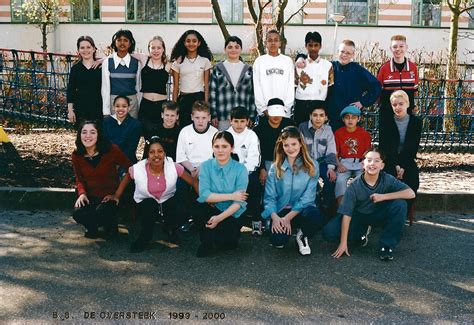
[284,0,310,25]
[211,0,230,41]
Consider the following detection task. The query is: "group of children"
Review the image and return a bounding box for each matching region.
[68,28,422,261]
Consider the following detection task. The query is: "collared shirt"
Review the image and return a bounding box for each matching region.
[198,158,249,218]
[298,121,337,168]
[261,157,319,218]
[112,52,131,69]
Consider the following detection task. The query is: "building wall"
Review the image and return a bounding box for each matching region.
[1,0,472,63]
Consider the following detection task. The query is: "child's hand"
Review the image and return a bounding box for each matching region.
[259,169,267,185]
[337,163,347,173]
[370,193,385,203]
[295,57,306,69]
[74,194,89,208]
[232,190,248,202]
[332,242,350,258]
[270,214,286,234]
[327,168,337,182]
[350,101,363,109]
[396,165,405,179]
[205,215,222,229]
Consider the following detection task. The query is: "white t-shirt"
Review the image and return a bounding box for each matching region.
[295,57,333,100]
[176,124,218,167]
[171,55,212,93]
[253,54,295,117]
[223,60,244,88]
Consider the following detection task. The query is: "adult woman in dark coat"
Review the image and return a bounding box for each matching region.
[379,90,422,225]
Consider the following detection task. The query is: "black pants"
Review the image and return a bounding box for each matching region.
[135,197,181,243]
[72,199,118,233]
[294,99,321,126]
[194,203,242,248]
[177,92,204,127]
[139,98,166,139]
[247,171,263,221]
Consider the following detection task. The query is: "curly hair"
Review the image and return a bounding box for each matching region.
[110,29,136,53]
[273,126,315,179]
[74,120,111,156]
[170,30,213,62]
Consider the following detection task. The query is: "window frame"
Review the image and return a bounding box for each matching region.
[70,0,101,23]
[212,0,244,24]
[326,0,379,26]
[126,0,178,23]
[411,0,442,27]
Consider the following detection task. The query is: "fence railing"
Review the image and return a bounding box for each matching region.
[0,48,473,152]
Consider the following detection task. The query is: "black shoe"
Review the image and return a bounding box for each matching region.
[84,229,98,239]
[168,230,181,245]
[130,240,147,253]
[196,244,213,258]
[359,226,372,247]
[379,246,394,261]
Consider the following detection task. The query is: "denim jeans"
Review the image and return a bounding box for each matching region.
[322,199,407,249]
[269,206,325,247]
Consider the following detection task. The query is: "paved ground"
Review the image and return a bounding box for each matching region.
[1,210,473,323]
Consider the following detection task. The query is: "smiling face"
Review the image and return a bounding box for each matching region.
[148,142,165,169]
[306,40,321,60]
[337,44,355,65]
[149,39,164,61]
[162,108,179,129]
[342,113,360,131]
[184,33,200,54]
[191,111,210,132]
[391,96,409,118]
[115,35,131,56]
[212,138,233,164]
[80,123,98,151]
[390,40,407,62]
[310,108,327,129]
[282,136,302,161]
[225,41,242,61]
[363,151,384,176]
[113,97,130,122]
[265,32,281,56]
[78,40,95,61]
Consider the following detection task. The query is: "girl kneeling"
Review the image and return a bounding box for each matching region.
[195,131,249,257]
[130,136,197,253]
[262,126,325,256]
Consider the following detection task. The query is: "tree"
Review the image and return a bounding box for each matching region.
[14,0,67,52]
[443,0,473,131]
[211,0,311,55]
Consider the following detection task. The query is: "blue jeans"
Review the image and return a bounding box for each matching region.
[322,200,407,249]
[269,207,325,247]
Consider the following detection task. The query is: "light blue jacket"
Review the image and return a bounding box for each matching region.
[261,157,319,219]
[198,158,249,218]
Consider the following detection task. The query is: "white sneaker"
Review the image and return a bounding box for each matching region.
[251,221,263,236]
[296,229,311,256]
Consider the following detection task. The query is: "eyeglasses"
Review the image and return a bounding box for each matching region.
[145,135,160,145]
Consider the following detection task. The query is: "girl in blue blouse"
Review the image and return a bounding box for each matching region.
[262,126,325,256]
[195,131,249,257]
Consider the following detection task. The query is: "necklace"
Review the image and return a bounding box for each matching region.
[150,60,163,70]
[186,56,198,64]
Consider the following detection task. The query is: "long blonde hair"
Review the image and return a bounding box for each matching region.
[148,35,168,65]
[273,126,315,179]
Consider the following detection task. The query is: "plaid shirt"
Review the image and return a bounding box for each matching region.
[209,62,257,121]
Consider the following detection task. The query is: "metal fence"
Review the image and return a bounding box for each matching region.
[0,48,473,152]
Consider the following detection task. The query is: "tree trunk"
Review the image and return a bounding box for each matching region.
[443,3,460,132]
[41,23,48,53]
[211,0,230,42]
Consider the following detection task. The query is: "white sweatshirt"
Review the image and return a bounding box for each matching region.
[227,126,261,173]
[176,124,218,168]
[253,54,295,117]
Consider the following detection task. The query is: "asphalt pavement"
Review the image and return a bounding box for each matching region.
[1,210,473,323]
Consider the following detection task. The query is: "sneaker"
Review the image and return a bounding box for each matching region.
[295,229,311,256]
[360,225,372,247]
[379,246,394,261]
[272,244,284,249]
[251,221,263,236]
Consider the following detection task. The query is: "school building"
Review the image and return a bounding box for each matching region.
[1,0,473,62]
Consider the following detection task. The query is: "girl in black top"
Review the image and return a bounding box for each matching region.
[67,36,102,126]
[135,36,171,139]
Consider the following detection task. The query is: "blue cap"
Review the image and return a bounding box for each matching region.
[340,105,361,118]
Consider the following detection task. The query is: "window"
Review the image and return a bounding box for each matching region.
[11,0,26,22]
[327,0,378,25]
[127,0,177,22]
[71,0,100,22]
[412,0,441,27]
[213,0,243,23]
[273,0,304,25]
